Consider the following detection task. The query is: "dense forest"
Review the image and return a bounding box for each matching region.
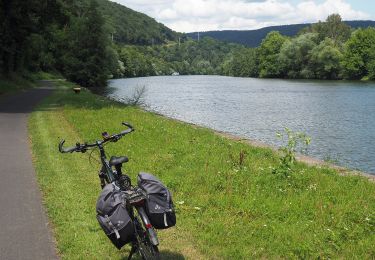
[0,0,119,87]
[224,14,375,80]
[115,38,243,77]
[0,0,181,87]
[186,20,375,47]
[1,0,375,88]
[116,14,375,81]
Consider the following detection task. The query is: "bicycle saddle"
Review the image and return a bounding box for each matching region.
[109,156,129,166]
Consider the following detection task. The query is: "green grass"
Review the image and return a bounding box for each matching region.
[27,71,63,81]
[29,81,375,259]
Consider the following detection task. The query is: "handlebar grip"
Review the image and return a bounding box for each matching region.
[122,122,134,130]
[120,122,134,135]
[58,139,77,153]
[58,139,65,153]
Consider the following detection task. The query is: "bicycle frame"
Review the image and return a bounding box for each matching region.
[59,122,160,259]
[97,141,117,183]
[96,141,159,247]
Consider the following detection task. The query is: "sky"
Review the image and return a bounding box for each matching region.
[111,0,375,32]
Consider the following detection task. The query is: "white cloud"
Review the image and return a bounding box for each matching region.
[111,0,371,32]
[294,0,370,23]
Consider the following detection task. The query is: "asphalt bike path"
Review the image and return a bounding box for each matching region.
[0,81,58,259]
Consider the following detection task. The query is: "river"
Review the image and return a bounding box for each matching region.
[101,75,375,174]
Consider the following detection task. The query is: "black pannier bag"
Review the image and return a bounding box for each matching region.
[137,172,176,229]
[96,183,134,249]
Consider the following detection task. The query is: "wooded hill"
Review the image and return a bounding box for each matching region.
[0,0,182,87]
[187,21,375,47]
[97,0,181,45]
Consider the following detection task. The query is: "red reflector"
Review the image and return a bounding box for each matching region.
[145,224,152,229]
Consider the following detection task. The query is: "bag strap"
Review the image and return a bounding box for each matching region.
[105,215,120,239]
[163,213,168,227]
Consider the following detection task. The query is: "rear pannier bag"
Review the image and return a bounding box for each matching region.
[137,172,176,229]
[96,183,134,249]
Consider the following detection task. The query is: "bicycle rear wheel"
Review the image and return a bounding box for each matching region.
[138,241,159,260]
[134,219,160,260]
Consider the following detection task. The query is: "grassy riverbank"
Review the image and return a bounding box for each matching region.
[29,81,375,259]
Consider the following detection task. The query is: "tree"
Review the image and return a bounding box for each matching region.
[308,38,343,79]
[325,14,351,44]
[258,31,288,78]
[0,0,71,75]
[368,59,375,80]
[341,28,375,79]
[278,33,317,78]
[223,48,259,77]
[301,14,351,46]
[367,59,375,80]
[0,0,42,74]
[62,0,116,87]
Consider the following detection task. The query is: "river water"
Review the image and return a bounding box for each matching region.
[102,75,375,174]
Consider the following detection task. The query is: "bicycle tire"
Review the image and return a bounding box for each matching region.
[135,220,160,260]
[138,242,159,260]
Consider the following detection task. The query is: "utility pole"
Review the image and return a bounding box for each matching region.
[178,37,181,47]
[197,31,200,42]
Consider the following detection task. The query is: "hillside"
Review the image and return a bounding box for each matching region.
[187,20,375,47]
[97,0,181,45]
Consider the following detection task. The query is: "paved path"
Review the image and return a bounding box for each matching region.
[0,81,58,259]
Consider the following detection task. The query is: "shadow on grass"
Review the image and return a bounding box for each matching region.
[0,87,54,113]
[51,87,127,111]
[121,250,185,260]
[159,250,186,260]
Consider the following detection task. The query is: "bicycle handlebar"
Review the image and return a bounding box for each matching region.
[58,122,134,153]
